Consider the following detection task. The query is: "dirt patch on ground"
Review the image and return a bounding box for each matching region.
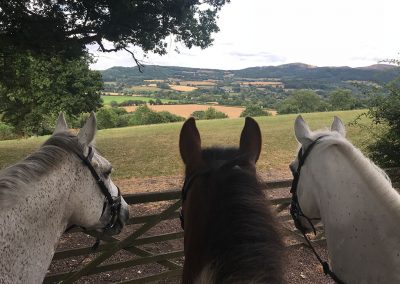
[48,171,334,283]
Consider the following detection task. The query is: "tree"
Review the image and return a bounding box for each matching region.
[362,77,400,167]
[277,89,326,114]
[0,52,103,135]
[240,104,269,117]
[0,0,230,64]
[191,107,228,120]
[328,89,356,110]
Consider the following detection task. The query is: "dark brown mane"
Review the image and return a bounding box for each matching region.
[183,147,283,283]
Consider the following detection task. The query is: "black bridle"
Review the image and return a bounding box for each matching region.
[75,146,122,235]
[290,136,345,284]
[179,155,251,230]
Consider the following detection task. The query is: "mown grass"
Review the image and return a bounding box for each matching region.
[101,95,176,105]
[0,110,373,179]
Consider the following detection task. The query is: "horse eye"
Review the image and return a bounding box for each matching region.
[103,168,113,178]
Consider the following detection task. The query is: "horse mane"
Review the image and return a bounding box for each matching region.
[0,132,85,208]
[311,130,400,217]
[198,147,283,283]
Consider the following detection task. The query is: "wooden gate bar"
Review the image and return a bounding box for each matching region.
[53,232,183,261]
[60,200,182,283]
[45,170,400,283]
[127,212,179,225]
[127,246,182,270]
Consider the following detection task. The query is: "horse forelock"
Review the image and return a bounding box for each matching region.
[187,147,283,283]
[0,131,86,207]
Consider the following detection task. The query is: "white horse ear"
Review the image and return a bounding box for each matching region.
[53,112,68,134]
[294,115,313,147]
[331,116,346,137]
[239,117,262,163]
[78,112,97,146]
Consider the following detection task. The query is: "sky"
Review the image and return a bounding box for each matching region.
[89,0,400,70]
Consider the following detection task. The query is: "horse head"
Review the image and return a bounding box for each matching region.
[179,118,283,283]
[290,115,346,233]
[54,113,129,235]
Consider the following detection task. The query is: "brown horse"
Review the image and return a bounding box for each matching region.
[179,117,283,284]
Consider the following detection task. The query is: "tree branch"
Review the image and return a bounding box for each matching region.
[123,47,144,72]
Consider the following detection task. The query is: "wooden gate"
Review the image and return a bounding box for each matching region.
[44,168,400,283]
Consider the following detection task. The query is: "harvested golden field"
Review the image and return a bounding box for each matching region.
[168,84,197,92]
[143,79,165,83]
[179,80,217,86]
[123,104,245,118]
[240,81,284,87]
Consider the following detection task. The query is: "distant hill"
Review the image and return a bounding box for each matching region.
[100,63,399,89]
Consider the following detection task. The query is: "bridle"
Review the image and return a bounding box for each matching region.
[290,135,345,284]
[179,155,251,230]
[63,145,122,243]
[77,146,122,234]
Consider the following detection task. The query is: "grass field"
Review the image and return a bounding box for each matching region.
[101,95,176,105]
[0,110,374,179]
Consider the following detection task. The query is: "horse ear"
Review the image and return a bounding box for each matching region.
[179,117,201,167]
[294,115,313,147]
[53,112,68,134]
[78,112,97,146]
[239,117,262,163]
[331,116,346,137]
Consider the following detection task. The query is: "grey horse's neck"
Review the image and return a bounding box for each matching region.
[0,155,81,284]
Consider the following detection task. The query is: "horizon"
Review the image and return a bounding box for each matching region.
[94,62,397,72]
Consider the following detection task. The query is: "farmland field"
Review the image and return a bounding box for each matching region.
[129,85,161,92]
[168,84,197,92]
[123,104,245,118]
[179,80,217,86]
[101,95,176,105]
[0,110,374,179]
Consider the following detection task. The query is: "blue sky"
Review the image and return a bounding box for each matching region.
[89,0,400,70]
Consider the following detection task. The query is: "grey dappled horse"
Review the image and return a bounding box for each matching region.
[290,116,400,283]
[0,113,129,283]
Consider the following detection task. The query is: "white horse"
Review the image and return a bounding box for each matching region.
[0,113,129,284]
[290,115,400,284]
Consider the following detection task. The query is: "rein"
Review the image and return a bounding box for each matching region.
[180,155,251,230]
[290,136,346,284]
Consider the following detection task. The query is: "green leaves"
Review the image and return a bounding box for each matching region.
[0,52,103,135]
[0,0,228,58]
[240,104,269,117]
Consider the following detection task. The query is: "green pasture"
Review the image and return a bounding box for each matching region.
[101,95,176,105]
[0,110,373,179]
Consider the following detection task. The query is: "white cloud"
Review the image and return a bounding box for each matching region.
[90,0,400,70]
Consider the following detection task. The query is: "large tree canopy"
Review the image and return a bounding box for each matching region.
[0,52,103,135]
[0,0,229,61]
